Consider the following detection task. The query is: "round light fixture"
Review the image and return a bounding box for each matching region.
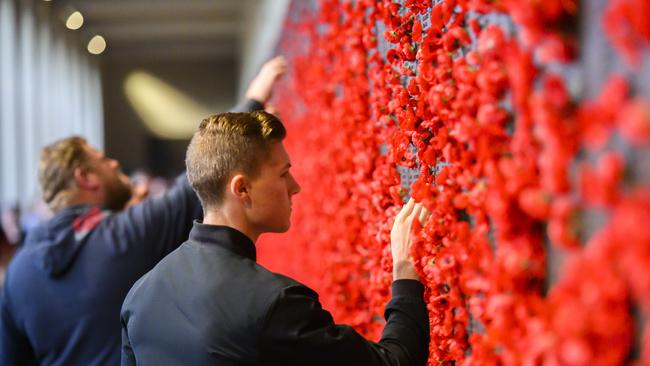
[87,35,106,55]
[65,11,84,30]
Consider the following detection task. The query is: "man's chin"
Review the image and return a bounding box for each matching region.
[105,197,131,211]
[267,224,291,234]
[279,223,291,233]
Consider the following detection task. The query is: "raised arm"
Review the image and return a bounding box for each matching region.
[231,56,287,113]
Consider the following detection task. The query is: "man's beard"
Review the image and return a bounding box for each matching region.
[104,175,133,211]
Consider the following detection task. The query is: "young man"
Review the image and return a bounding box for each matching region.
[121,111,430,365]
[0,58,287,366]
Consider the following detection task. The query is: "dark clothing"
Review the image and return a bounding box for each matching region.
[0,99,264,366]
[121,223,429,366]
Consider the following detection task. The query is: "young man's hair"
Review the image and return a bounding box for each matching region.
[185,111,286,209]
[38,136,90,212]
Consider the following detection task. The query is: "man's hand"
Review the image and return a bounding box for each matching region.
[124,179,149,209]
[245,56,287,104]
[390,198,430,281]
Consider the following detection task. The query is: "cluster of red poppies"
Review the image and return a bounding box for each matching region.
[256,0,650,364]
[604,0,650,66]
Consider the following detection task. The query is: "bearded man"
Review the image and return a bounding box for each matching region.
[0,57,287,366]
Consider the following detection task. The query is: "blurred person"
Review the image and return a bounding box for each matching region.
[0,205,25,289]
[121,111,430,365]
[0,57,287,366]
[0,228,8,250]
[0,226,14,289]
[0,205,24,247]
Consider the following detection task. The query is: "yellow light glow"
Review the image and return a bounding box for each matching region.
[87,35,106,55]
[65,11,83,30]
[124,71,218,139]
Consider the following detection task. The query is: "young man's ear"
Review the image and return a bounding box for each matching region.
[229,174,251,207]
[73,167,101,191]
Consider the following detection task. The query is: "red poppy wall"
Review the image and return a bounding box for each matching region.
[256,0,650,364]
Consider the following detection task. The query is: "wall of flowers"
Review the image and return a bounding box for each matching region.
[256,0,650,364]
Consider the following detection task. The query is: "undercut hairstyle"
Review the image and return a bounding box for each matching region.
[39,136,90,212]
[185,111,286,210]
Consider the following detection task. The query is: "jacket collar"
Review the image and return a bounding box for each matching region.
[189,221,256,261]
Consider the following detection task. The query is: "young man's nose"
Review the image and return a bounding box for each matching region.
[291,176,301,195]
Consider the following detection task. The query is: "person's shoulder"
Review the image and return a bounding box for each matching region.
[252,264,319,301]
[252,263,295,285]
[122,242,188,302]
[3,249,30,291]
[3,223,53,284]
[2,245,48,310]
[122,267,149,306]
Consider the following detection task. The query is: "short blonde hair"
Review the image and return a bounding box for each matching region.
[185,111,286,209]
[38,136,90,212]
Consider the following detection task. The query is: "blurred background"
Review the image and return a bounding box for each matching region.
[0,0,289,253]
[0,0,288,210]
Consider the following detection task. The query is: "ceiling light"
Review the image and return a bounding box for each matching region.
[87,35,106,55]
[65,11,83,30]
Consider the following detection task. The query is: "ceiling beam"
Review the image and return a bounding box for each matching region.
[83,20,241,41]
[57,0,242,20]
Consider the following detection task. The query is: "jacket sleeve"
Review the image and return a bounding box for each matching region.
[104,174,201,261]
[120,315,136,366]
[103,99,265,261]
[0,284,38,366]
[259,280,429,366]
[230,98,264,113]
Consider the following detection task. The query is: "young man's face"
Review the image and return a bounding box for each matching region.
[83,144,133,210]
[247,142,301,234]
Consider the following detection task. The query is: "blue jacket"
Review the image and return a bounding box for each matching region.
[0,100,262,366]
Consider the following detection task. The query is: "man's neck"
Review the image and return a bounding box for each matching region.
[203,210,258,243]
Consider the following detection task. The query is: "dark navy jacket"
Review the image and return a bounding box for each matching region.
[0,100,263,366]
[121,223,430,366]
